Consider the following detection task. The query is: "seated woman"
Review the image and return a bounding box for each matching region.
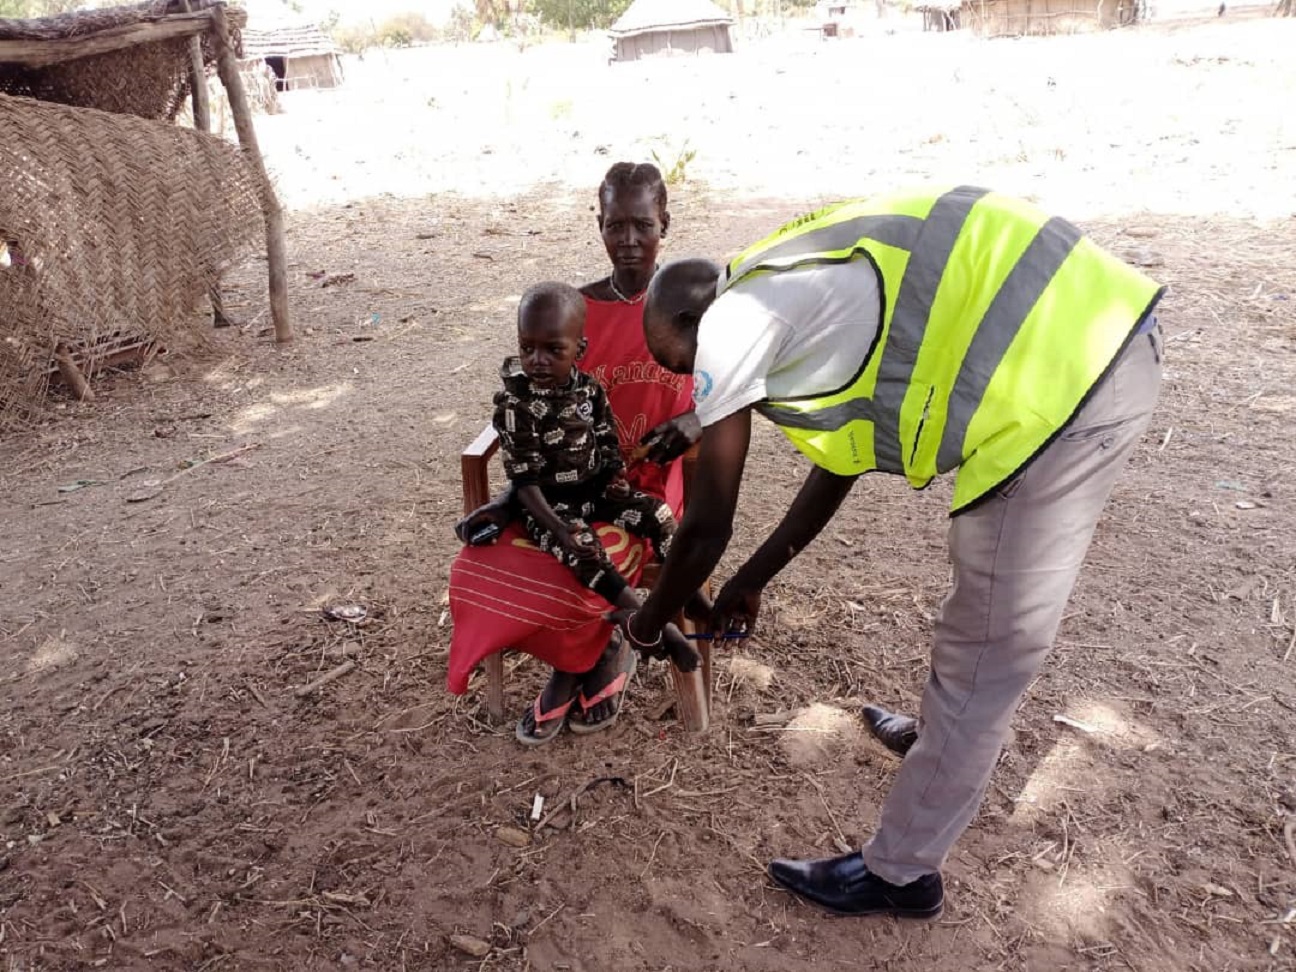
[447,162,702,744]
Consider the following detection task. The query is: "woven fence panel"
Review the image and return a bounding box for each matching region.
[0,92,261,430]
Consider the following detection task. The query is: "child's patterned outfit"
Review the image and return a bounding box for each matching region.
[493,357,675,602]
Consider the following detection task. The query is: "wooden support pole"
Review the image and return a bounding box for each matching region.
[53,345,94,402]
[211,4,291,344]
[179,0,232,327]
[184,24,211,129]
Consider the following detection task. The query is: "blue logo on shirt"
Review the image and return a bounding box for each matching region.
[693,370,714,404]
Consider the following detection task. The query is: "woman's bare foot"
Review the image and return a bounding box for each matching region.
[515,668,582,743]
[572,632,633,729]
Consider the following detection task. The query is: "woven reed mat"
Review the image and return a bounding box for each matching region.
[0,91,261,430]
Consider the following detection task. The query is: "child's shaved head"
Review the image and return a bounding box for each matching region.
[519,281,586,337]
[516,282,587,388]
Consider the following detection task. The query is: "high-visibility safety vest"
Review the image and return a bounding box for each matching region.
[720,186,1165,513]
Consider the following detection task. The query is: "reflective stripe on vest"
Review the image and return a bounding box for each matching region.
[720,186,1164,511]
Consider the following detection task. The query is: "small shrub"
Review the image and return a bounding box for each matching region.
[651,141,698,185]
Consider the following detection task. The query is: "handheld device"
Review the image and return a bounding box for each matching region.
[467,522,502,546]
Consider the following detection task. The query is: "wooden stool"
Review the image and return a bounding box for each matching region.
[460,425,712,732]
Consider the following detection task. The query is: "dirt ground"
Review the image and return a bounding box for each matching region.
[3,13,1296,972]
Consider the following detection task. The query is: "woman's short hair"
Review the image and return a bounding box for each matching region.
[598,162,668,219]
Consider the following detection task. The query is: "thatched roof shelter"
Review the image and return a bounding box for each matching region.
[0,0,246,120]
[0,92,261,428]
[608,0,734,61]
[0,0,290,426]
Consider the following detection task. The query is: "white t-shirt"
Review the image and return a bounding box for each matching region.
[691,258,883,427]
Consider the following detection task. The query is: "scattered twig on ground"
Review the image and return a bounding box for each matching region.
[246,681,270,708]
[203,737,231,789]
[528,903,564,936]
[639,831,667,879]
[158,880,188,905]
[0,764,63,784]
[641,758,679,800]
[293,660,356,698]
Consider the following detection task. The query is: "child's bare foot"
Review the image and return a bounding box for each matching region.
[661,623,700,672]
[683,589,714,625]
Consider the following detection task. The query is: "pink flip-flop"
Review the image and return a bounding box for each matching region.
[569,649,638,735]
[516,693,576,746]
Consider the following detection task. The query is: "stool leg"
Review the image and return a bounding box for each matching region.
[672,610,710,733]
[700,579,714,711]
[701,639,713,712]
[485,652,505,723]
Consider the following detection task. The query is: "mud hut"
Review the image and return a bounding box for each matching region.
[608,0,734,62]
[240,20,343,91]
[959,0,1139,35]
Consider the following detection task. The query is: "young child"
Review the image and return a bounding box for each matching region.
[491,281,700,672]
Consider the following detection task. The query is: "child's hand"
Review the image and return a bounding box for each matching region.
[455,496,511,544]
[606,475,632,498]
[561,526,601,562]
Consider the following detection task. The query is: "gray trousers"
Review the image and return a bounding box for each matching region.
[862,326,1163,885]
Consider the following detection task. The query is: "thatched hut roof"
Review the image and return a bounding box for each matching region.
[609,0,734,38]
[240,21,338,60]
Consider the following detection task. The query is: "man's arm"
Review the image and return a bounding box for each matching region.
[732,466,859,590]
[631,408,753,635]
[700,466,860,636]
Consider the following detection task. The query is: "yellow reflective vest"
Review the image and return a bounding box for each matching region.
[720,186,1165,513]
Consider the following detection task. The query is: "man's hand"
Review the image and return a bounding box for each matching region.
[637,412,702,464]
[711,573,763,638]
[709,467,859,620]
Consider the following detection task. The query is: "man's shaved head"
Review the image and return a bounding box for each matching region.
[643,258,722,375]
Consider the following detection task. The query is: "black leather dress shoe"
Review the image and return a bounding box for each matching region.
[768,852,943,919]
[862,704,919,757]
